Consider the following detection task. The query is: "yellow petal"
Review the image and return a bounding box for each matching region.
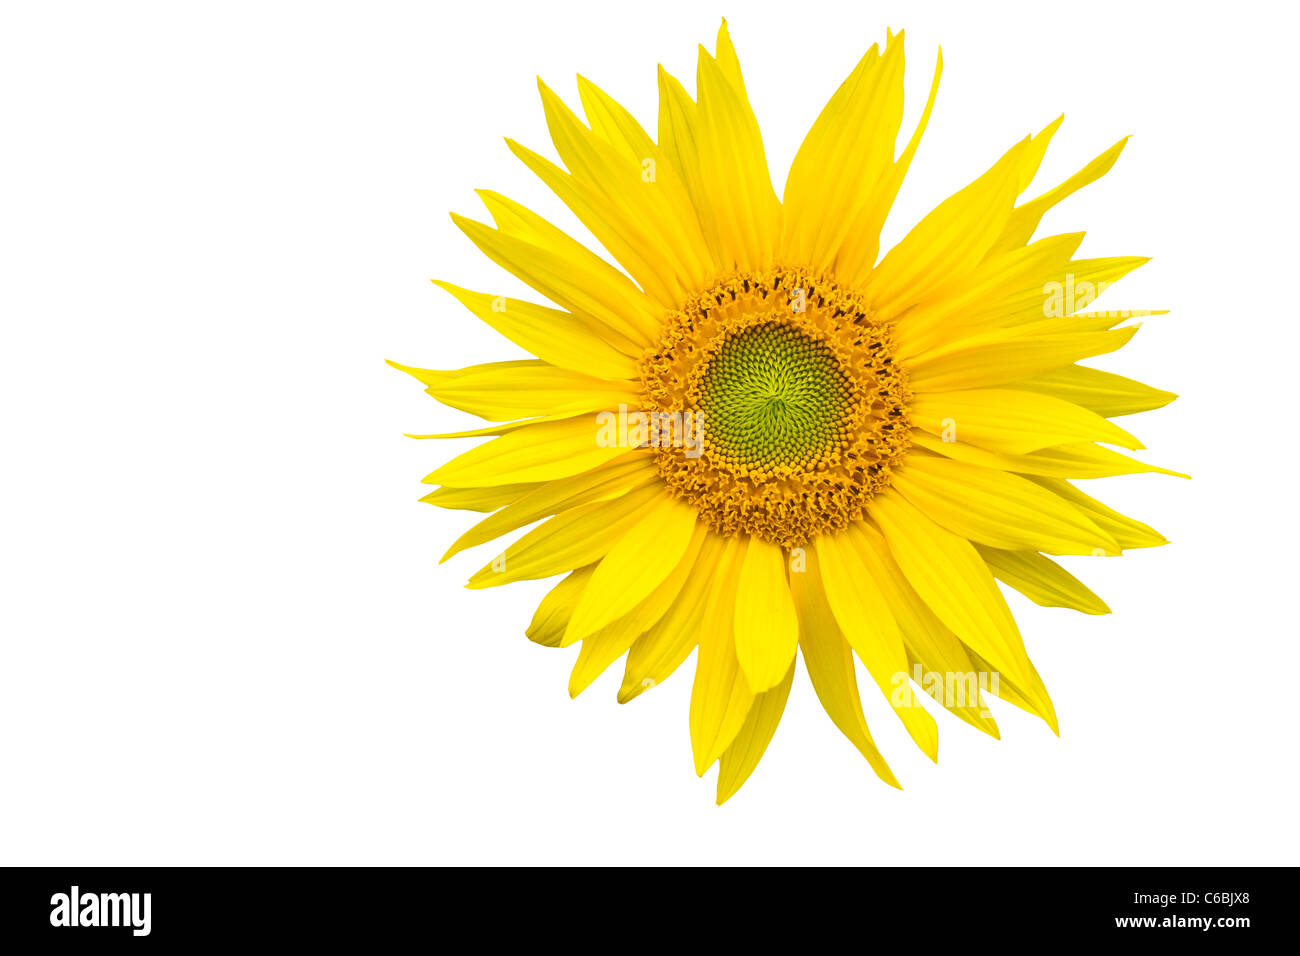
[420,483,540,513]
[1026,476,1168,549]
[963,646,1055,732]
[905,327,1138,392]
[536,80,713,299]
[564,494,701,645]
[425,415,634,488]
[390,359,640,422]
[465,482,664,587]
[781,34,903,270]
[856,522,1000,738]
[816,530,937,761]
[504,138,679,310]
[834,47,942,287]
[526,566,595,647]
[655,66,723,263]
[716,657,795,805]
[441,454,657,562]
[694,46,780,270]
[910,388,1143,455]
[893,232,1083,358]
[975,546,1110,615]
[869,490,1058,733]
[451,211,656,350]
[910,430,1188,479]
[689,537,755,774]
[618,532,728,702]
[865,136,1030,319]
[1013,364,1177,418]
[430,281,639,381]
[732,537,800,693]
[568,522,707,695]
[788,550,901,788]
[892,455,1119,555]
[990,137,1129,255]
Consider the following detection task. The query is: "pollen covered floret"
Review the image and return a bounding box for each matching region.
[641,268,911,549]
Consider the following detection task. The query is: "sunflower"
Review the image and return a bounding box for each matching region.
[394,21,1182,803]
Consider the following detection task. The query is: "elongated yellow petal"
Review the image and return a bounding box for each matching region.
[906,327,1137,392]
[910,388,1143,455]
[409,412,580,440]
[869,490,1058,732]
[425,415,632,488]
[865,137,1029,319]
[833,47,942,287]
[430,281,639,380]
[789,551,900,788]
[892,456,1119,555]
[526,566,595,647]
[476,189,655,307]
[694,46,780,270]
[689,537,755,774]
[565,494,701,645]
[910,430,1188,479]
[781,34,903,270]
[816,530,937,760]
[537,80,713,298]
[1003,256,1151,327]
[451,211,656,350]
[441,454,657,562]
[420,483,540,513]
[716,658,795,805]
[465,482,665,587]
[1013,364,1177,418]
[856,522,999,738]
[655,66,723,263]
[390,359,640,423]
[732,537,800,693]
[963,646,1055,731]
[976,546,1110,615]
[568,522,707,694]
[618,532,727,702]
[1026,477,1168,549]
[504,138,678,309]
[989,137,1129,255]
[893,232,1083,358]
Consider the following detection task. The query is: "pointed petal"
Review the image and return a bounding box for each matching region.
[789,552,901,788]
[689,537,755,774]
[465,482,665,587]
[564,494,700,644]
[694,46,781,269]
[430,281,639,380]
[869,490,1058,732]
[425,415,634,487]
[441,455,657,562]
[1013,364,1177,418]
[733,537,800,693]
[892,455,1120,555]
[526,566,596,647]
[816,530,937,760]
[976,546,1111,615]
[910,388,1143,455]
[716,657,795,804]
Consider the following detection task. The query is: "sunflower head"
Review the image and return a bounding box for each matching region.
[396,20,1182,804]
[642,267,910,548]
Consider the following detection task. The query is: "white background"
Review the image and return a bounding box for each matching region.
[3,0,1297,865]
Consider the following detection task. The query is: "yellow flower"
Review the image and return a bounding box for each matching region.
[395,21,1182,803]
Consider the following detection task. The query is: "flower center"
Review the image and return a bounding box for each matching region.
[640,268,911,549]
[698,322,853,471]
